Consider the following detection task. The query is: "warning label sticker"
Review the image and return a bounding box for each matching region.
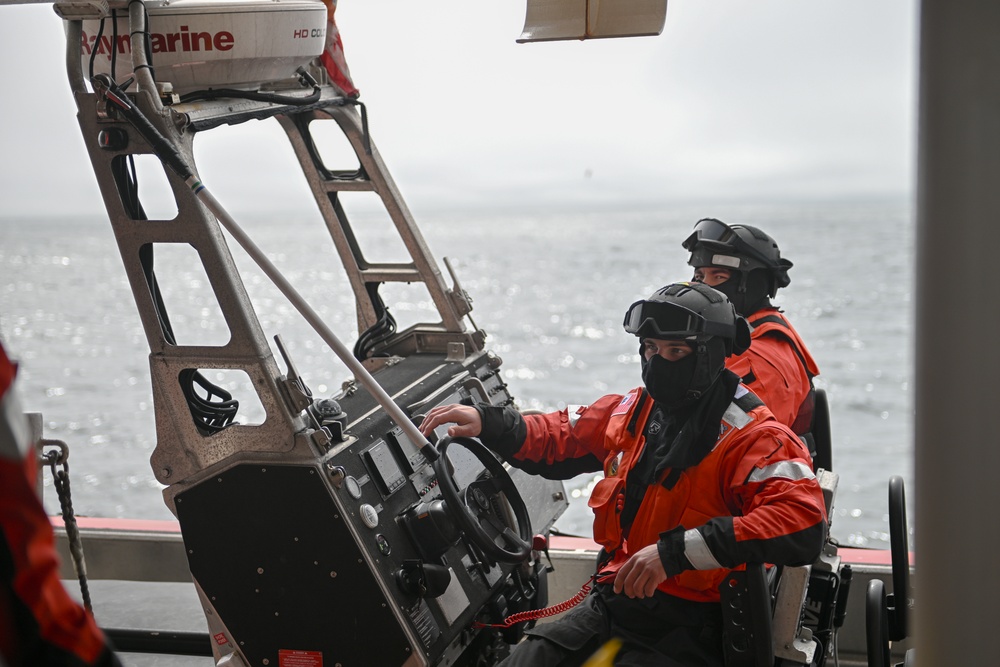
[278,649,323,667]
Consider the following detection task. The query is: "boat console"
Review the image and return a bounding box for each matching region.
[173,350,566,667]
[54,2,567,665]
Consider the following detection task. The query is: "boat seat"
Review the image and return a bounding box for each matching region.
[720,468,844,667]
[798,388,833,472]
[810,389,833,472]
[865,476,912,667]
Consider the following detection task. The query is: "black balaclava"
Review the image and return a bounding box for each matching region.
[639,337,728,411]
[709,269,773,317]
[641,354,696,409]
[637,343,741,490]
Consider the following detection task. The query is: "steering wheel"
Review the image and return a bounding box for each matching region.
[432,435,532,564]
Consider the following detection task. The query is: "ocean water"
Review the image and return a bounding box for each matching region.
[0,198,913,549]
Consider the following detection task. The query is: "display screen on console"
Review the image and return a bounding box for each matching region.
[390,426,426,474]
[364,440,406,495]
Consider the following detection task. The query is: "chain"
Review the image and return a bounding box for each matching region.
[40,440,93,614]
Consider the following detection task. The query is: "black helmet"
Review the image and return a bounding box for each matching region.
[682,218,792,298]
[624,282,750,407]
[623,282,750,357]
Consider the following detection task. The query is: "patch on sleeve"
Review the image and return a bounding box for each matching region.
[721,402,753,431]
[611,391,638,417]
[605,450,625,477]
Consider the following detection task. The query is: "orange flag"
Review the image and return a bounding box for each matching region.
[320,0,359,97]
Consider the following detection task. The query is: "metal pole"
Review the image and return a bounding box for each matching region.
[89,5,438,458]
[191,182,437,459]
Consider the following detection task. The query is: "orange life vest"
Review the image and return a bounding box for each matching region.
[728,309,819,434]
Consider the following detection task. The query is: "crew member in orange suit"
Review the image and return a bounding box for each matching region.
[0,341,121,666]
[420,282,827,667]
[683,218,821,440]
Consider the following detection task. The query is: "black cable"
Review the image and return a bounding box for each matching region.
[353,283,396,361]
[355,308,391,355]
[109,145,237,435]
[88,16,105,83]
[127,0,155,82]
[93,75,193,180]
[179,369,238,434]
[179,85,322,106]
[110,9,118,79]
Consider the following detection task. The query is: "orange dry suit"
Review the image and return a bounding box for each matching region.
[0,343,121,667]
[727,308,820,435]
[481,383,827,604]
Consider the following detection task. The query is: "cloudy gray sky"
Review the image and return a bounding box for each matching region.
[0,1,916,216]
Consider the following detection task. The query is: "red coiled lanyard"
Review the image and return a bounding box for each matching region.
[473,575,597,629]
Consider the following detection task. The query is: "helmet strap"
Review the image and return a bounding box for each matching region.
[690,341,716,401]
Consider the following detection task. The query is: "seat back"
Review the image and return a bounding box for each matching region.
[866,476,912,667]
[720,469,841,667]
[810,389,833,472]
[719,563,774,667]
[770,470,840,665]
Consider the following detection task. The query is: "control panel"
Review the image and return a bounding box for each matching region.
[175,349,568,667]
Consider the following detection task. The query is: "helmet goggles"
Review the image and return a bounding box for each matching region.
[682,218,776,270]
[623,299,734,340]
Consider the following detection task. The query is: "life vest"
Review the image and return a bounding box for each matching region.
[587,386,778,603]
[734,309,819,435]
